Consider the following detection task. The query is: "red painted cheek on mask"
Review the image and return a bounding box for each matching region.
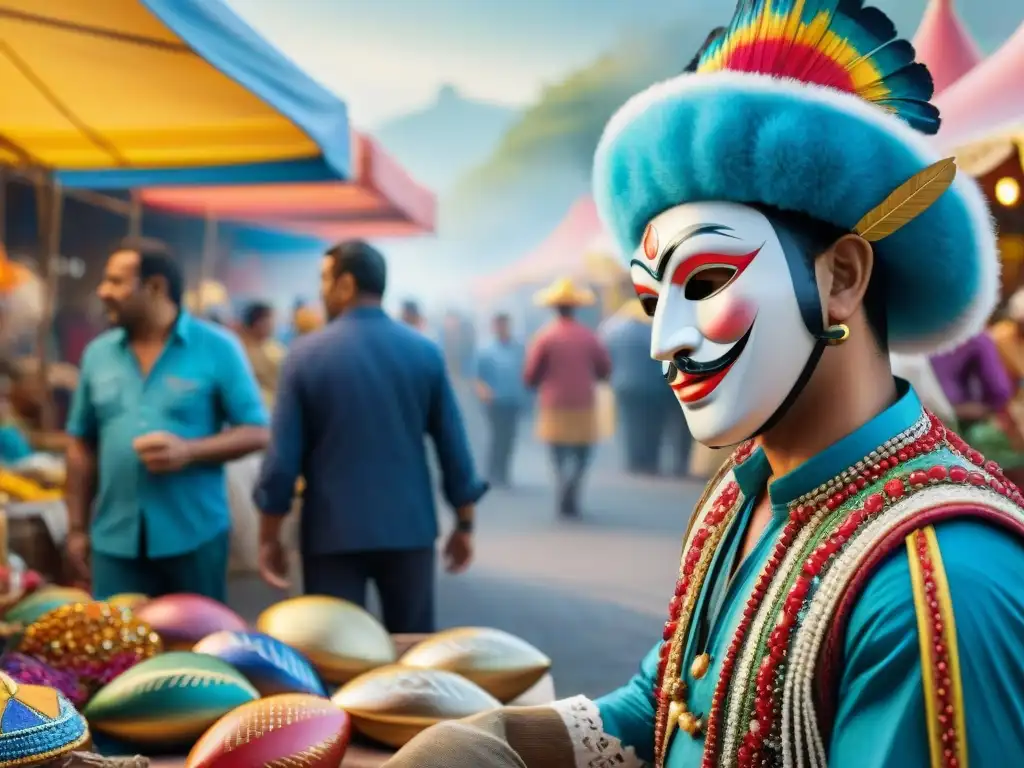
[701,296,757,344]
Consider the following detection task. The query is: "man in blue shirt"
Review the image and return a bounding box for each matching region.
[473,313,526,487]
[255,240,487,634]
[64,241,269,602]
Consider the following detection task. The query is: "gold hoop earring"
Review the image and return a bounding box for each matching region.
[823,323,850,346]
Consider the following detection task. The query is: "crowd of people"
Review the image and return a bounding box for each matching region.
[41,223,710,647]
[10,224,1024,656]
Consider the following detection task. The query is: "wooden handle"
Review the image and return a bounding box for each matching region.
[0,509,8,567]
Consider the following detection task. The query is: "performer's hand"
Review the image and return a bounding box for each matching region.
[64,530,91,584]
[133,431,192,473]
[444,530,473,574]
[258,539,291,590]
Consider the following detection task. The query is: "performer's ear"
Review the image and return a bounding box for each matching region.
[820,233,875,325]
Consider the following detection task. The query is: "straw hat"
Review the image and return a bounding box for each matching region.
[534,277,596,308]
[294,306,324,334]
[611,297,652,325]
[184,280,229,313]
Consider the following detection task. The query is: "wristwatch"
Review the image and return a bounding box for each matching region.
[456,518,474,534]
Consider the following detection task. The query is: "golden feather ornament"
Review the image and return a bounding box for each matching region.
[853,157,957,242]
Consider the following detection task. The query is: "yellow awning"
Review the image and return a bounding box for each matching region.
[0,2,350,184]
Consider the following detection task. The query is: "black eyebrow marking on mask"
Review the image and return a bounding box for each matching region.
[629,223,739,281]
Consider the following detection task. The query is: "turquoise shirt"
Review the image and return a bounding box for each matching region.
[66,313,268,559]
[597,382,1024,765]
[0,424,32,465]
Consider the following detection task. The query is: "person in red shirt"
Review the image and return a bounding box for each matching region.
[524,277,612,517]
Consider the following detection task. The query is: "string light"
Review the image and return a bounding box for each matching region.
[995,177,1020,207]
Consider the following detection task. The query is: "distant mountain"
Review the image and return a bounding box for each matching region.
[441,23,699,256]
[372,85,520,194]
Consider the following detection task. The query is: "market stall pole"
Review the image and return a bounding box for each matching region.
[197,212,218,316]
[34,175,61,430]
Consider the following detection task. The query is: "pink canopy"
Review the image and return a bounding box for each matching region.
[912,0,982,96]
[474,196,604,299]
[140,133,436,239]
[934,21,1024,151]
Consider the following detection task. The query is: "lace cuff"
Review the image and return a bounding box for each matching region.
[551,696,647,768]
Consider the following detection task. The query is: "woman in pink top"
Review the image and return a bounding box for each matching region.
[524,278,612,517]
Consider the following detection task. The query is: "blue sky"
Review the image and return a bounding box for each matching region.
[226,0,1019,127]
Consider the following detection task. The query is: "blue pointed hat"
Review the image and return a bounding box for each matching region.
[0,673,89,766]
[593,0,998,355]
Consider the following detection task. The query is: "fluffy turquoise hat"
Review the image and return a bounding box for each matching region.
[593,0,998,355]
[0,673,89,766]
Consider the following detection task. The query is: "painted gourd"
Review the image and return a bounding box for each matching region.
[84,651,258,747]
[256,596,395,684]
[185,693,350,767]
[193,630,327,697]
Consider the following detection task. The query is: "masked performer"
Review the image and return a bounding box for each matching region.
[383,2,1024,767]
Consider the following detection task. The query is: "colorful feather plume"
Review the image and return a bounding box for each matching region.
[696,0,940,134]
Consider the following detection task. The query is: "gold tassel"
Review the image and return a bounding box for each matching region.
[853,157,957,242]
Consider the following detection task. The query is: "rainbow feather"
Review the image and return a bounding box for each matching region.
[696,0,940,134]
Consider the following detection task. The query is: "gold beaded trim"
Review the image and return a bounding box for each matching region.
[657,476,745,764]
[0,724,89,768]
[788,414,932,511]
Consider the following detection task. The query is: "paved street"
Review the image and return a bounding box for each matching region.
[229,385,706,699]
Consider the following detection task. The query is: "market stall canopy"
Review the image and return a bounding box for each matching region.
[137,133,436,239]
[582,230,626,287]
[934,20,1024,173]
[474,197,603,300]
[912,0,982,96]
[0,0,350,186]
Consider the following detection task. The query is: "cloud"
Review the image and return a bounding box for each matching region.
[226,0,585,126]
[275,37,547,125]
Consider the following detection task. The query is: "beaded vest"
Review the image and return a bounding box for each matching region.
[652,411,1024,768]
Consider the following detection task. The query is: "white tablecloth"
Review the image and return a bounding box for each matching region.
[6,500,68,545]
[226,452,300,575]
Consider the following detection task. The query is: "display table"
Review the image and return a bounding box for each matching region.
[5,500,67,580]
[144,633,556,767]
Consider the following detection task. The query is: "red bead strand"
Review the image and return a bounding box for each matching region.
[913,530,963,768]
[653,481,740,758]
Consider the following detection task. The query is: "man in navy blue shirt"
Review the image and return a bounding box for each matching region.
[254,240,487,633]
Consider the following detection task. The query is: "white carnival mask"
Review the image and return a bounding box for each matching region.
[630,202,821,448]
